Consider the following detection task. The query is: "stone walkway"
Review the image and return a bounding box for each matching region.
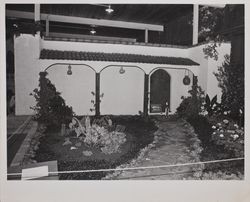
[7,115,33,167]
[112,118,203,180]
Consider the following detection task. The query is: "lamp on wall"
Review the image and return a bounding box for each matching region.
[67,65,72,75]
[183,69,191,85]
[119,66,125,74]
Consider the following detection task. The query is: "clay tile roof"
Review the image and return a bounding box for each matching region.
[40,49,199,66]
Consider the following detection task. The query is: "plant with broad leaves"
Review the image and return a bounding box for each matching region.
[203,94,223,116]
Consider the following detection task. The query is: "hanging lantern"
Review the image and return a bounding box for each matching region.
[183,69,190,85]
[119,66,125,74]
[67,65,72,75]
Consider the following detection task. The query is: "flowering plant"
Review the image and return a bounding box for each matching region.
[210,117,244,157]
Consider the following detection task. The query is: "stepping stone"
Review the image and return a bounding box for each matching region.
[75,142,82,147]
[82,150,93,156]
[115,125,126,132]
[62,139,72,146]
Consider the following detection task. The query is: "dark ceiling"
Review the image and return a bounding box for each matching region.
[6,4,196,45]
[6,4,193,25]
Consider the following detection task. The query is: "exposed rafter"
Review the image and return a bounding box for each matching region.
[6,9,164,32]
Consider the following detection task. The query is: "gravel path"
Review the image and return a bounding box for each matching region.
[113,119,203,180]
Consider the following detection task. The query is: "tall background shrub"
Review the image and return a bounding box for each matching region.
[30,72,74,128]
[214,54,244,123]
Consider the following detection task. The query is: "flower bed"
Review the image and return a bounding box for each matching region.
[33,115,157,180]
[188,115,244,179]
[210,117,244,158]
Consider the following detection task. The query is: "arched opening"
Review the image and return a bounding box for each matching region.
[45,64,96,115]
[149,69,171,113]
[100,65,145,115]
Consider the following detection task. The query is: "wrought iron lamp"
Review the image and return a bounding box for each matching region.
[119,66,125,74]
[183,69,191,85]
[67,65,72,75]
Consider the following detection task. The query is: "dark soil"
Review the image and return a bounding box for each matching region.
[188,115,244,175]
[34,115,157,180]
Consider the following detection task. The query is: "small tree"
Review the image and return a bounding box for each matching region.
[30,72,74,128]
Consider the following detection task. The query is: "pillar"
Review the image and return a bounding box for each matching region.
[193,75,198,86]
[39,71,47,121]
[145,29,149,43]
[34,4,40,22]
[192,4,199,45]
[143,74,149,116]
[46,16,50,37]
[95,73,100,116]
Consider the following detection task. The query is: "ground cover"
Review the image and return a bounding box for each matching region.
[34,115,157,180]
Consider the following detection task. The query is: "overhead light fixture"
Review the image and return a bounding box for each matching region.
[90,27,96,35]
[119,66,125,74]
[105,5,114,14]
[67,65,72,75]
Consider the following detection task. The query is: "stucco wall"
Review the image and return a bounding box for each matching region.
[14,34,200,115]
[188,43,231,102]
[14,34,40,115]
[41,39,189,57]
[100,66,144,115]
[188,44,209,91]
[207,43,231,101]
[47,64,95,115]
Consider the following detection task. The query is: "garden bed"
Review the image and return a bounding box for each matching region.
[188,115,244,179]
[34,115,157,180]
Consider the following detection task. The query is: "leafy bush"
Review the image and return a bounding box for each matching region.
[30,72,74,128]
[214,54,244,124]
[177,83,205,118]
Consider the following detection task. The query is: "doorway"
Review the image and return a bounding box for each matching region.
[149,69,171,113]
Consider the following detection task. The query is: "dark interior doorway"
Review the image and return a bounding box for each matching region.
[150,69,170,113]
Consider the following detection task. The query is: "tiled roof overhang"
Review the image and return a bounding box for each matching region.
[40,49,199,66]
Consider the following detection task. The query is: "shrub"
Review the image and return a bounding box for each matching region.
[30,72,74,128]
[177,83,205,118]
[214,54,244,124]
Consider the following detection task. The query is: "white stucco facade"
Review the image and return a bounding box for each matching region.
[188,42,231,102]
[14,34,230,115]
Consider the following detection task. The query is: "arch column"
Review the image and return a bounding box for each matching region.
[95,72,100,116]
[143,74,149,116]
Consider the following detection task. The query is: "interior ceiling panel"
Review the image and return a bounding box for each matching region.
[6,4,193,25]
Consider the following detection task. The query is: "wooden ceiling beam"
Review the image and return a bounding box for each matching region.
[6,9,164,31]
